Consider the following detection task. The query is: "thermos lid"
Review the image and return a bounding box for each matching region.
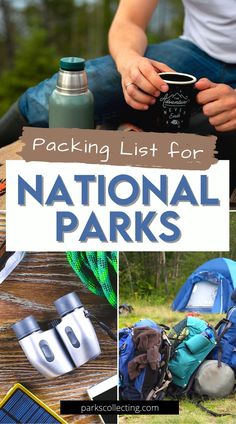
[60,57,85,71]
[12,315,40,340]
[54,292,83,317]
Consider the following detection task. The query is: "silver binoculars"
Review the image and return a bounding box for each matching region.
[12,292,101,378]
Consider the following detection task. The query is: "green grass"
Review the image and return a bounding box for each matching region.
[119,301,236,424]
[119,303,225,330]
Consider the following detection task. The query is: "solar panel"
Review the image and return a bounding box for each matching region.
[0,384,66,424]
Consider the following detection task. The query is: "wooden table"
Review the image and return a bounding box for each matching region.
[0,213,117,423]
[0,140,23,210]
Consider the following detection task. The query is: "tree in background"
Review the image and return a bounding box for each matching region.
[0,28,58,115]
[120,213,236,302]
[0,0,15,66]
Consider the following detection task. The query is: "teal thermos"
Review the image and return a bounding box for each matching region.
[49,57,94,128]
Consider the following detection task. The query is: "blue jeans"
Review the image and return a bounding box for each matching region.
[19,38,236,128]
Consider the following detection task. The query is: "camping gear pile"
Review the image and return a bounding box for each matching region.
[119,306,236,413]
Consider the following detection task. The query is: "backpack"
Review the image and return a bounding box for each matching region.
[119,319,172,400]
[167,317,236,418]
[168,317,217,393]
[210,305,236,369]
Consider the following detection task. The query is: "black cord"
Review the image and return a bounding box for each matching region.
[191,398,236,418]
[85,310,117,341]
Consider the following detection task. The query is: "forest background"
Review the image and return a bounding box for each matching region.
[0,0,183,116]
[120,215,236,303]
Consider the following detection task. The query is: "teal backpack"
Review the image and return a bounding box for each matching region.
[168,316,217,390]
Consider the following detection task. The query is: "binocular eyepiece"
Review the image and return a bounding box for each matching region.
[12,292,101,379]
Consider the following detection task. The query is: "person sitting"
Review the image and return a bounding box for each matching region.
[0,0,236,142]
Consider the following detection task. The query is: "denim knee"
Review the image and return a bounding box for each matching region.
[19,73,58,126]
[145,38,222,82]
[19,54,123,127]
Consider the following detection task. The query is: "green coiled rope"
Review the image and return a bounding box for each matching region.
[66,251,117,308]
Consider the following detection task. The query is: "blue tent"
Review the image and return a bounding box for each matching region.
[172,258,236,313]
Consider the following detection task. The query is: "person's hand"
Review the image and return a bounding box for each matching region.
[196,78,236,132]
[119,54,174,110]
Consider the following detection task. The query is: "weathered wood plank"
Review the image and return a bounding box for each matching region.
[0,140,23,210]
[0,222,117,423]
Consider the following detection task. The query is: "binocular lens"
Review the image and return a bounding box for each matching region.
[54,292,83,317]
[12,315,40,340]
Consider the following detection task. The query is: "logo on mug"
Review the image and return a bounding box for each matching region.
[160,92,190,108]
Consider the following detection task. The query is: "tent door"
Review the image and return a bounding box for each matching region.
[186,280,218,310]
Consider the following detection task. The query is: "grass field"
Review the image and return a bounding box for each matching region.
[119,302,236,424]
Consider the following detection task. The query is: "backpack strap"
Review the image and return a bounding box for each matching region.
[214,318,231,332]
[168,318,189,355]
[214,319,232,367]
[146,333,172,400]
[168,368,199,400]
[159,324,170,331]
[146,369,172,400]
